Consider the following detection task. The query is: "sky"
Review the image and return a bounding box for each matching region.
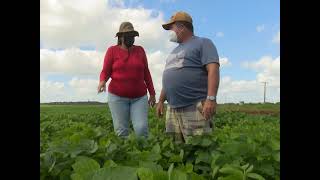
[40,0,280,103]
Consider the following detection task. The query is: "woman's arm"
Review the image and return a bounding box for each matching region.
[100,47,113,82]
[98,47,113,93]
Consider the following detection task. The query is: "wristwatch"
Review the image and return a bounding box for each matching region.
[207,96,216,101]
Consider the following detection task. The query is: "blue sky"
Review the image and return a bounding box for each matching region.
[40,0,280,103]
[136,0,280,80]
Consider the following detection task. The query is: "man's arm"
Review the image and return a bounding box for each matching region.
[158,89,166,103]
[156,89,166,117]
[202,63,220,119]
[206,63,220,97]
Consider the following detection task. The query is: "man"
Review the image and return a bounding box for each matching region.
[156,11,220,143]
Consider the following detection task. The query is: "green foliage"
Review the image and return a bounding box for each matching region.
[40,104,279,180]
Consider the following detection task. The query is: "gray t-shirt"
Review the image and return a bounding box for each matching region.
[162,36,219,108]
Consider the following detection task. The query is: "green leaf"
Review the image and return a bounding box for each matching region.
[91,166,138,180]
[212,166,220,179]
[258,163,275,176]
[193,165,212,173]
[48,157,56,172]
[185,163,193,173]
[70,173,84,180]
[72,156,100,175]
[211,154,221,169]
[169,155,182,163]
[139,161,163,171]
[152,170,168,180]
[42,152,56,172]
[246,165,253,173]
[195,151,211,164]
[270,138,280,151]
[219,142,248,156]
[219,166,243,177]
[217,174,243,180]
[103,160,117,168]
[170,170,188,180]
[89,141,98,153]
[59,169,72,180]
[106,143,117,153]
[201,138,212,147]
[163,151,173,158]
[273,152,280,162]
[137,167,154,180]
[190,172,205,180]
[170,141,174,150]
[247,173,265,180]
[140,151,162,162]
[190,136,201,145]
[152,143,161,154]
[241,163,249,171]
[162,139,171,148]
[168,163,174,180]
[179,149,184,160]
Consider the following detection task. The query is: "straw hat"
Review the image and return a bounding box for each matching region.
[115,22,139,37]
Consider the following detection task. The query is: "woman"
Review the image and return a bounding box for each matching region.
[98,22,156,138]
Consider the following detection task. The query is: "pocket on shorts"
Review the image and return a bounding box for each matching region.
[196,101,205,114]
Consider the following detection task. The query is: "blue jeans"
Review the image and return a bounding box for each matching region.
[107,92,149,137]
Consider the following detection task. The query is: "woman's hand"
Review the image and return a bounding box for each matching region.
[148,95,156,107]
[97,81,106,93]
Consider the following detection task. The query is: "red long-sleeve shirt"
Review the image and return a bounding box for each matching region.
[99,45,156,98]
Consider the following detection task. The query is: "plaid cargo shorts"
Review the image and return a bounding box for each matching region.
[165,101,214,143]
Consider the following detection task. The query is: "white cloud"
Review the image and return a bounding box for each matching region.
[256,24,265,32]
[40,48,104,76]
[146,51,166,93]
[218,76,280,103]
[220,57,232,67]
[40,0,174,52]
[68,77,108,101]
[40,77,110,103]
[40,79,65,102]
[216,32,224,37]
[242,56,280,88]
[217,55,280,103]
[273,31,280,44]
[69,77,98,95]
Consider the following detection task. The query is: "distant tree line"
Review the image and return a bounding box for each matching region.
[41,101,107,105]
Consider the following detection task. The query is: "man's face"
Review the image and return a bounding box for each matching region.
[170,23,185,42]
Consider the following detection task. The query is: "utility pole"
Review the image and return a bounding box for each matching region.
[261,82,267,103]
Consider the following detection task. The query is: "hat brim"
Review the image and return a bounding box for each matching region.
[162,21,174,30]
[115,31,139,37]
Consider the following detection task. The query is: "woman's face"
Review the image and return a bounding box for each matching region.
[120,33,135,48]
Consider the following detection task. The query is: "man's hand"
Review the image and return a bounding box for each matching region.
[202,100,217,120]
[148,95,156,107]
[97,81,106,93]
[156,102,164,118]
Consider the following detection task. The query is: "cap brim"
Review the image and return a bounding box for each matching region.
[116,31,139,37]
[162,21,174,30]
